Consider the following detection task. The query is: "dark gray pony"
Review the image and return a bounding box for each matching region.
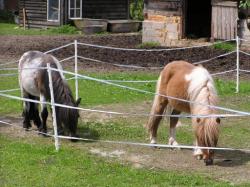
[18,51,81,141]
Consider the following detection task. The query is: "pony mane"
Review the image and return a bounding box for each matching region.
[46,57,78,128]
[186,66,219,148]
[186,66,218,115]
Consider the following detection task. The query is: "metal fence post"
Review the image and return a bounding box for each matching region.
[47,63,60,151]
[74,40,79,99]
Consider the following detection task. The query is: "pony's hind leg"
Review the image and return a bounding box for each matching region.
[22,100,32,130]
[168,110,180,147]
[27,95,42,130]
[147,94,168,144]
[39,95,48,134]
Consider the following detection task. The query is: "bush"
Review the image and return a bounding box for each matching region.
[130,0,144,21]
[49,24,78,34]
[212,42,236,52]
[0,10,14,23]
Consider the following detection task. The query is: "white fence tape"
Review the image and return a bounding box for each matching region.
[44,42,74,54]
[78,56,163,69]
[0,92,248,118]
[0,88,20,93]
[78,39,235,52]
[1,119,250,153]
[193,51,236,65]
[239,50,250,56]
[49,67,250,116]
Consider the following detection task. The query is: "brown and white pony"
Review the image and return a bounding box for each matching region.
[147,61,220,165]
[18,51,81,141]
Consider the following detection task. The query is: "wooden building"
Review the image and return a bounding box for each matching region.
[19,0,130,28]
[143,0,239,46]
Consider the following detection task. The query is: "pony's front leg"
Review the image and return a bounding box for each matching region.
[168,110,180,147]
[193,140,203,160]
[147,94,168,144]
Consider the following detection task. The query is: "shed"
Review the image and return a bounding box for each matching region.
[143,0,239,46]
[19,0,130,28]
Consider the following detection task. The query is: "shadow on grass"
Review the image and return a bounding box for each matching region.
[214,150,250,167]
[77,126,100,142]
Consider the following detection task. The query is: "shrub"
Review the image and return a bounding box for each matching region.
[49,24,78,34]
[0,10,14,23]
[130,0,144,21]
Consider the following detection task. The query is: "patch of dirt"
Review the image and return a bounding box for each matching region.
[1,34,250,74]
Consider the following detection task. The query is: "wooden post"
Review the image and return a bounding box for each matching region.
[22,8,26,30]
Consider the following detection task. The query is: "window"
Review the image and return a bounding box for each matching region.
[69,0,82,19]
[48,0,60,21]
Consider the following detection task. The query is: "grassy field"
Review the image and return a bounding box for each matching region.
[1,71,250,186]
[0,135,234,187]
[0,23,79,35]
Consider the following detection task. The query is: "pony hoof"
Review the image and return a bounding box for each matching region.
[204,159,213,166]
[196,155,203,160]
[70,134,79,142]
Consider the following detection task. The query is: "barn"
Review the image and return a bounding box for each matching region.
[143,0,239,46]
[19,0,130,29]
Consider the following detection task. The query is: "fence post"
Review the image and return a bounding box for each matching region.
[47,63,60,151]
[74,40,79,99]
[236,35,240,93]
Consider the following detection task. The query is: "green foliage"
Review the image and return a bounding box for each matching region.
[136,41,161,48]
[212,42,236,52]
[49,24,78,34]
[130,0,144,21]
[0,10,14,23]
[240,0,250,8]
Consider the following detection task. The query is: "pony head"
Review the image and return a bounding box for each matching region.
[57,97,81,142]
[194,117,220,165]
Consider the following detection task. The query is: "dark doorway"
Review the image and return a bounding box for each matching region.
[186,0,211,38]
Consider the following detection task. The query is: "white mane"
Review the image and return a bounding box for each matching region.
[185,66,217,115]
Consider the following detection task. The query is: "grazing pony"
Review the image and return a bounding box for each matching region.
[147,61,220,165]
[18,51,81,140]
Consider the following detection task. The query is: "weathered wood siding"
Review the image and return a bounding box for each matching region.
[82,0,129,20]
[211,1,238,40]
[19,0,62,28]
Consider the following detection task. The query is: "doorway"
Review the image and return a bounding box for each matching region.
[185,0,211,38]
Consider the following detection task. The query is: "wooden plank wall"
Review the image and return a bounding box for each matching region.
[82,0,129,20]
[211,1,238,40]
[19,0,61,28]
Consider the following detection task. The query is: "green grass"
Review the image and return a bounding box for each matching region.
[136,42,161,48]
[212,42,236,52]
[0,135,233,187]
[0,23,79,35]
[1,71,250,114]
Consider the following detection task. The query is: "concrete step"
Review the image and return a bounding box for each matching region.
[82,25,106,34]
[108,20,141,33]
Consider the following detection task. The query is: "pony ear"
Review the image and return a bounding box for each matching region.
[76,98,81,106]
[216,118,221,124]
[196,118,201,124]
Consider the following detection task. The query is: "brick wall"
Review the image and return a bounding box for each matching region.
[142,14,182,46]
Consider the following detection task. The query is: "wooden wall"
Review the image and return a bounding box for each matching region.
[19,0,62,28]
[82,0,129,20]
[211,1,238,40]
